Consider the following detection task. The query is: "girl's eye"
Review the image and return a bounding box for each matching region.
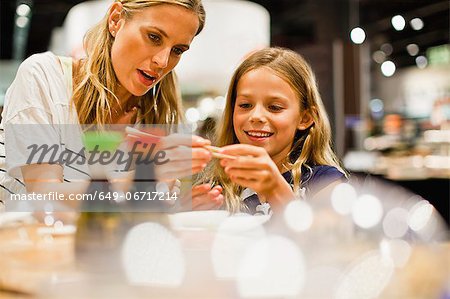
[148,34,161,44]
[238,103,252,109]
[269,105,284,111]
[172,47,184,56]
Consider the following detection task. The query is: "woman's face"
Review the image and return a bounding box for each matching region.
[109,3,199,98]
[233,67,312,166]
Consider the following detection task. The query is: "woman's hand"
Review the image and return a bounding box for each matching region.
[183,183,224,210]
[154,134,212,180]
[220,144,295,209]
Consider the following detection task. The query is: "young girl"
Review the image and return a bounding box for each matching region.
[196,47,347,215]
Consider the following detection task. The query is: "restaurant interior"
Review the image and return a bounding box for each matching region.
[0,0,449,298]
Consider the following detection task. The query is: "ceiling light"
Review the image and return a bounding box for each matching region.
[415,56,428,69]
[406,44,419,56]
[372,50,386,64]
[391,15,406,31]
[380,43,393,56]
[381,61,396,77]
[15,16,29,28]
[350,27,366,44]
[16,4,31,16]
[410,18,424,31]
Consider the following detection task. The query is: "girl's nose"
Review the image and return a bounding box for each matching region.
[249,105,267,123]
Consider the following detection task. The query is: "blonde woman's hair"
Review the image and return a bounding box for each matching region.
[72,0,205,125]
[199,47,346,213]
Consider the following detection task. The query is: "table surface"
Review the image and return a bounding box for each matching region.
[0,222,449,299]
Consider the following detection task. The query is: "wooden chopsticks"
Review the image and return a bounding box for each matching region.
[204,145,236,160]
[126,127,235,160]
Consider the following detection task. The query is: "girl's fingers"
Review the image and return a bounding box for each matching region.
[220,156,268,169]
[228,175,257,190]
[220,143,265,156]
[225,168,269,180]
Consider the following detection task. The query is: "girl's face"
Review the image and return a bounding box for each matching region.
[109,3,199,98]
[233,67,311,167]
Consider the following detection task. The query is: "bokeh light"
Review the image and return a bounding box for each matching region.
[391,15,406,31]
[331,183,358,215]
[382,207,409,238]
[284,200,314,232]
[350,27,366,44]
[335,251,394,299]
[415,55,428,69]
[352,194,383,229]
[410,17,424,30]
[381,60,396,77]
[122,223,185,286]
[237,236,305,298]
[406,43,419,56]
[16,4,31,16]
[211,214,267,279]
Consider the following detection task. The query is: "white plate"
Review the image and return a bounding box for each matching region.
[168,210,230,231]
[217,213,271,233]
[37,225,77,236]
[0,212,33,226]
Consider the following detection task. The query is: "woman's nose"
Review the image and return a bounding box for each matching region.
[152,48,170,69]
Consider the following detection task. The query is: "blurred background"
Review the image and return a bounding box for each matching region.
[0,0,449,223]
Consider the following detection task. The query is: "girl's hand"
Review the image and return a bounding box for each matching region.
[155,134,212,180]
[220,144,295,209]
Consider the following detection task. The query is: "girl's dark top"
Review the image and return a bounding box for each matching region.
[243,165,346,215]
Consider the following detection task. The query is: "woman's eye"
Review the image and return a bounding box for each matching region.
[148,34,161,43]
[172,47,184,56]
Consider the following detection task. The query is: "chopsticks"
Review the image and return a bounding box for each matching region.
[126,127,236,160]
[204,145,236,160]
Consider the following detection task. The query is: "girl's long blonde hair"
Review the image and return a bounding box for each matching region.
[200,47,346,213]
[72,0,205,125]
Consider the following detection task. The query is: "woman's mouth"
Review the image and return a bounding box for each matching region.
[137,69,158,87]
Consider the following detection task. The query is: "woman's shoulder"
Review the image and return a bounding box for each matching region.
[2,52,69,123]
[16,51,60,76]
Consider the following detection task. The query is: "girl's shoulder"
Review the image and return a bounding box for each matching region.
[304,164,345,181]
[281,165,346,197]
[308,165,344,179]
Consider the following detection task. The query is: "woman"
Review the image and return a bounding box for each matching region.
[0,0,214,207]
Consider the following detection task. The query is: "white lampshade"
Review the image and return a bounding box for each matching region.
[50,0,270,94]
[176,0,270,94]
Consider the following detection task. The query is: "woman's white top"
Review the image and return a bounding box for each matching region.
[0,52,87,207]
